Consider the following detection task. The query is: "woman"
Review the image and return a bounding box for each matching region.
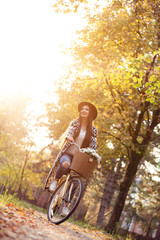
[47,101,98,192]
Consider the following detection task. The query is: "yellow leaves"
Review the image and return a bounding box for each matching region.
[17,211,26,217]
[73,226,78,230]
[6,203,14,208]
[69,223,114,239]
[0,196,118,240]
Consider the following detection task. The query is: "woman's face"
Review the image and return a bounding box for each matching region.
[80,105,90,119]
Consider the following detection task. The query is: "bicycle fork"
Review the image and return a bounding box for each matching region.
[56,174,71,206]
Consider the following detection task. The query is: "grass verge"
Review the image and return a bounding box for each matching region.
[0,193,46,213]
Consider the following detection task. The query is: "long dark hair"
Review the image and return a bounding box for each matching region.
[76,109,94,148]
[59,106,94,149]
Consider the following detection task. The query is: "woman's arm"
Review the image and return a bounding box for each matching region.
[66,119,80,141]
[66,136,74,142]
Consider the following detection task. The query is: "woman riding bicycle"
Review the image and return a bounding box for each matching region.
[48,101,98,193]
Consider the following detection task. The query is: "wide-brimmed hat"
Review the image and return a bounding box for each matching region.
[78,102,97,120]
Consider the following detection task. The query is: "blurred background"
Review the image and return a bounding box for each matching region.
[0,1,160,239]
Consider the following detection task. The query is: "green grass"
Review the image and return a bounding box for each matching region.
[0,193,46,213]
[68,217,115,238]
[68,217,104,231]
[68,218,136,240]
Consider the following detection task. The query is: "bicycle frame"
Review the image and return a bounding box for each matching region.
[51,170,81,209]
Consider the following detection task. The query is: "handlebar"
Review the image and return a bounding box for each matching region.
[67,140,80,150]
[67,140,101,164]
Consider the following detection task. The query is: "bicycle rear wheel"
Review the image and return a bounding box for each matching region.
[47,176,83,225]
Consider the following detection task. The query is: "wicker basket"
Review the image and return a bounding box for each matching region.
[70,149,97,178]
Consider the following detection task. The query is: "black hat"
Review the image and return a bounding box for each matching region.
[78,102,97,120]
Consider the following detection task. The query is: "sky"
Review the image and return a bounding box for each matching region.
[0,0,85,148]
[0,0,84,101]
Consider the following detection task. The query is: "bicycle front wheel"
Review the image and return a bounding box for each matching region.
[47,176,83,225]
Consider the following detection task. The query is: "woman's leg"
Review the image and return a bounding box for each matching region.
[55,154,72,179]
[49,154,73,192]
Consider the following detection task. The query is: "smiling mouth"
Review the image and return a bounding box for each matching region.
[81,113,88,117]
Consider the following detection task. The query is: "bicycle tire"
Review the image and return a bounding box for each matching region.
[47,176,83,225]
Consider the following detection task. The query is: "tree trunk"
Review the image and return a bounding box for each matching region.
[97,157,123,226]
[145,217,154,240]
[17,150,29,199]
[154,223,160,240]
[106,150,143,231]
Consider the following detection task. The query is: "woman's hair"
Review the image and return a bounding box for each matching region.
[59,106,94,149]
[76,107,94,148]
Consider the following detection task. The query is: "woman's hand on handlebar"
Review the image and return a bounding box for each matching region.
[66,137,80,149]
[66,136,74,143]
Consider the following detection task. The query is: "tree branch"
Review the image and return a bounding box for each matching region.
[99,130,128,149]
[37,141,54,158]
[132,101,150,143]
[144,54,158,83]
[142,108,160,145]
[105,78,122,114]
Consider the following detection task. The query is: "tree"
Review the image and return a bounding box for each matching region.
[52,0,95,13]
[131,151,160,239]
[0,94,43,200]
[97,155,123,226]
[101,54,160,231]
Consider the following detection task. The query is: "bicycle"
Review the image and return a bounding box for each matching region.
[47,142,98,225]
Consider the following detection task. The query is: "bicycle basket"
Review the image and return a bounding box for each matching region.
[70,149,97,178]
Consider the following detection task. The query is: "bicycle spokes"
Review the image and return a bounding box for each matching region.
[47,177,83,225]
